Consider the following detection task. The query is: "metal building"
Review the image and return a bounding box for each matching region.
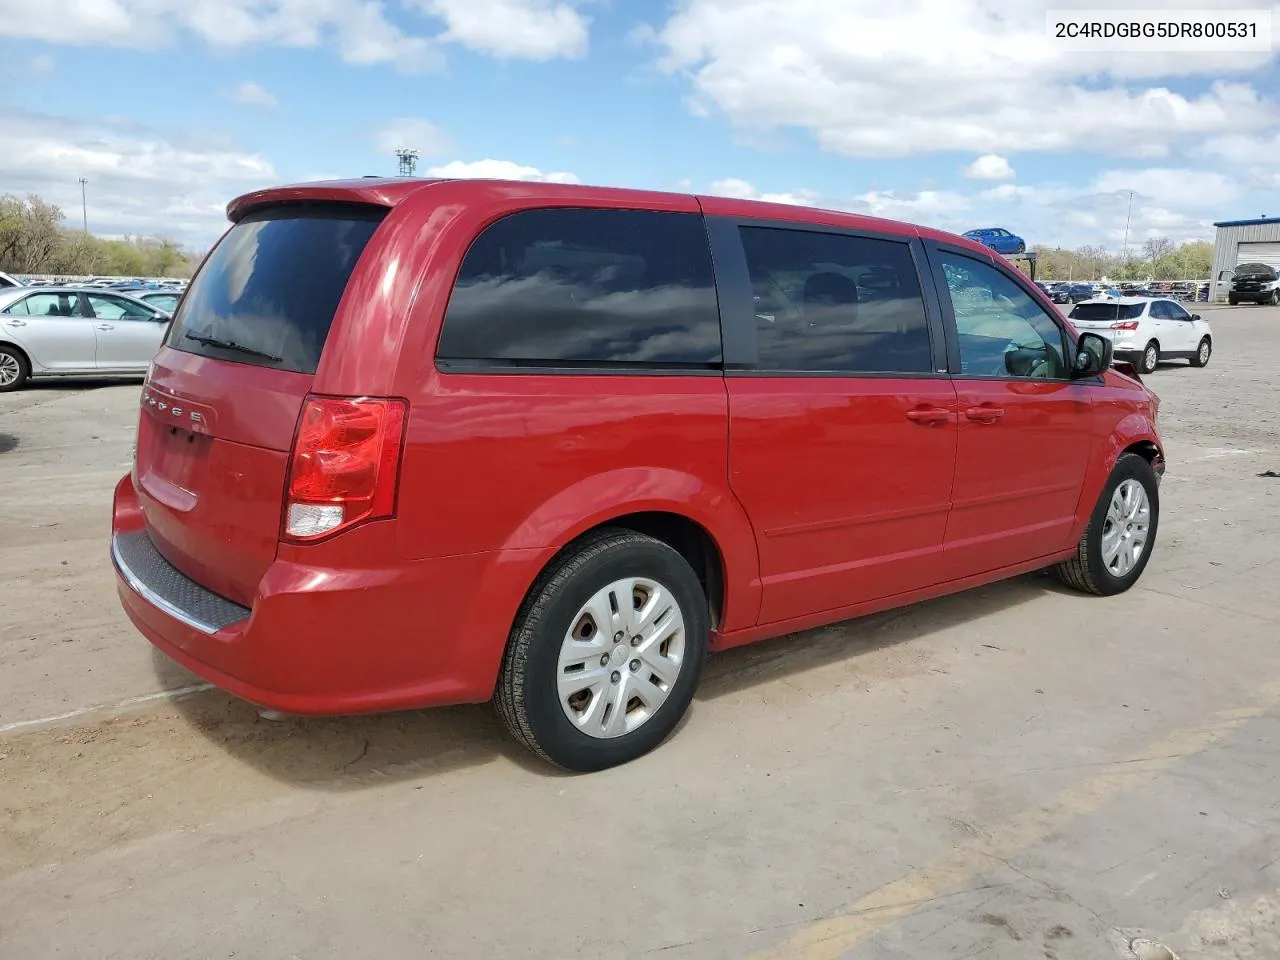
[1211,216,1280,298]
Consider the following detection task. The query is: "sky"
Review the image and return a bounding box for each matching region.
[1,0,1278,253]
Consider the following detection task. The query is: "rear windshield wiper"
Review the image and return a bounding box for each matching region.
[184,333,282,363]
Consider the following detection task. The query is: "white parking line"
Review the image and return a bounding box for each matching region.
[0,683,215,736]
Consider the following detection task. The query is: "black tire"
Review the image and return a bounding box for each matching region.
[1190,336,1211,368]
[1228,294,1239,306]
[1268,290,1279,305]
[1140,340,1160,374]
[1054,453,1159,597]
[0,344,30,393]
[496,528,709,772]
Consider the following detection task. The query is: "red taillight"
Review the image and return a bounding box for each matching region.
[1111,320,1140,331]
[283,395,407,542]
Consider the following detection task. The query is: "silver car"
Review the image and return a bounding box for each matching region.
[0,286,171,392]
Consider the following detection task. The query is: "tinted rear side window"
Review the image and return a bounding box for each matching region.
[739,226,933,373]
[167,205,385,374]
[437,208,721,367]
[1069,303,1143,321]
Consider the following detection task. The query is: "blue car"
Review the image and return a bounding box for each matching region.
[962,227,1027,255]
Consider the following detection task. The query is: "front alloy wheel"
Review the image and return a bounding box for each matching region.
[1054,452,1160,596]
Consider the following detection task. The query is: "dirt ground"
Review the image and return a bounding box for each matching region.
[2,304,1278,960]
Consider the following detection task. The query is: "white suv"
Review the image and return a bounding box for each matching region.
[1068,297,1213,374]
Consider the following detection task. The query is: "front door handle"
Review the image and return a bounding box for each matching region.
[5,319,26,327]
[965,405,1005,424]
[96,323,114,331]
[907,407,953,426]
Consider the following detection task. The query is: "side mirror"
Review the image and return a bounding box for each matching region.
[1072,332,1113,378]
[1191,313,1201,321]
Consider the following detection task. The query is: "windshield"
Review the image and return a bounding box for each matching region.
[166,204,386,374]
[1069,303,1144,322]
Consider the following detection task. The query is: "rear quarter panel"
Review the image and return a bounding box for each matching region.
[316,181,762,634]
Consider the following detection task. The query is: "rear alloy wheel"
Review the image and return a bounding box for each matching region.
[0,346,30,392]
[1190,337,1211,368]
[1140,340,1160,374]
[496,529,708,771]
[1054,453,1159,596]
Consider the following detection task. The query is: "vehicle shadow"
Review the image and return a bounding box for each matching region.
[698,572,1050,700]
[158,573,1052,788]
[155,646,551,788]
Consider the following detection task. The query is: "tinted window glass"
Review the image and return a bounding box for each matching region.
[437,209,721,366]
[167,205,385,374]
[13,292,85,317]
[1166,301,1191,320]
[1069,302,1144,322]
[88,294,154,320]
[738,226,932,373]
[939,252,1068,379]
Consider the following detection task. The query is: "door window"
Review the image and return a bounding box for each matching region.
[939,252,1068,379]
[438,208,721,367]
[7,293,87,317]
[738,226,933,373]
[87,294,155,320]
[1165,301,1192,321]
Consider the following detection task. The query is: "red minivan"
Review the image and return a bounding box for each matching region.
[112,178,1164,770]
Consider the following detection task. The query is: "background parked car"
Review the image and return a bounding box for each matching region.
[1068,296,1213,374]
[1067,282,1096,302]
[961,227,1027,255]
[0,271,23,288]
[135,290,181,313]
[1228,262,1280,305]
[0,286,170,391]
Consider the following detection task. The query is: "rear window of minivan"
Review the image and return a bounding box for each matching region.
[167,204,386,374]
[436,208,721,368]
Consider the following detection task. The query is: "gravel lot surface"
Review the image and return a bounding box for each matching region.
[2,304,1278,959]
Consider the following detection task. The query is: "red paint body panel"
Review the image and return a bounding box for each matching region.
[111,178,1165,717]
[726,376,959,623]
[942,378,1095,577]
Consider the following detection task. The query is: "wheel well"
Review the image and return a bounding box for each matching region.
[1124,440,1161,464]
[0,340,30,366]
[568,512,726,629]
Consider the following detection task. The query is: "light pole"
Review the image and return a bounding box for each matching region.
[1121,190,1134,269]
[78,178,88,233]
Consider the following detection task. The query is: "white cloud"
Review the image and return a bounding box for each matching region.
[427,159,580,183]
[851,189,971,222]
[0,0,589,69]
[1090,168,1241,210]
[650,0,1278,159]
[228,80,276,106]
[30,53,55,74]
[374,118,455,158]
[964,154,1015,181]
[413,0,588,59]
[707,178,819,206]
[1200,132,1280,165]
[0,112,276,248]
[982,184,1038,201]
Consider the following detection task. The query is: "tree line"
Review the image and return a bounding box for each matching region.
[0,194,203,279]
[1029,238,1214,282]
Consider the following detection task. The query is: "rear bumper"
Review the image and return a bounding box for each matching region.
[111,473,541,715]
